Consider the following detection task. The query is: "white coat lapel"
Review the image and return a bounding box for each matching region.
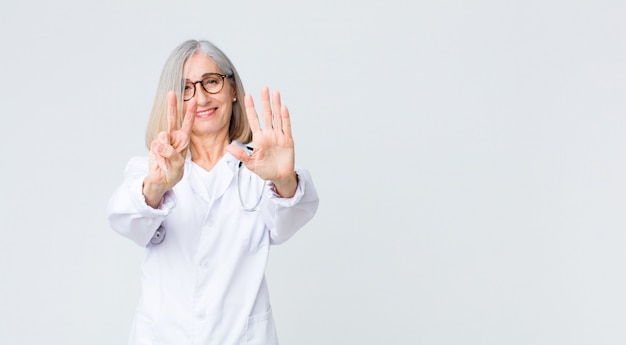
[186,154,237,204]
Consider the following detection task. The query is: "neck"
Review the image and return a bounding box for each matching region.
[189,132,231,172]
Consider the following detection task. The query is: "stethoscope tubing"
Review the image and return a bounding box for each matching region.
[237,161,264,212]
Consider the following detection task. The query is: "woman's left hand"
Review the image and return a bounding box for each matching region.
[227,86,298,198]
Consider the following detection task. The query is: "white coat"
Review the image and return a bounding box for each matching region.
[106,147,319,345]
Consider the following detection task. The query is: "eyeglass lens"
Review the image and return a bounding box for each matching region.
[183,74,225,100]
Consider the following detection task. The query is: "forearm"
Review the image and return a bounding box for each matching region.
[265,169,319,245]
[107,157,176,246]
[107,178,176,246]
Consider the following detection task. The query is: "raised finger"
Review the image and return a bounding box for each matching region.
[180,98,196,136]
[272,90,283,133]
[245,94,261,133]
[280,104,293,139]
[260,86,273,129]
[167,91,178,137]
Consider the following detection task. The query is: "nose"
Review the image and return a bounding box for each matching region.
[192,82,211,105]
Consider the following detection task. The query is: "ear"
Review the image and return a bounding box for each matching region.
[231,89,237,103]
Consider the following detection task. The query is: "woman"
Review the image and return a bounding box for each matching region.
[107,39,319,345]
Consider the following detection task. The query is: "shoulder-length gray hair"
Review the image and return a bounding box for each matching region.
[144,40,252,149]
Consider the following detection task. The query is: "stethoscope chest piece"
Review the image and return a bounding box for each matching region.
[150,226,166,245]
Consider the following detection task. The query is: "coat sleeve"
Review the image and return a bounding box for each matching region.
[106,156,177,247]
[262,168,320,245]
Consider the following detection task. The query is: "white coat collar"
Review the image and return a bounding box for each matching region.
[184,141,249,204]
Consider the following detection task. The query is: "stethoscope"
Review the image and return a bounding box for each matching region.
[150,155,264,245]
[237,160,264,212]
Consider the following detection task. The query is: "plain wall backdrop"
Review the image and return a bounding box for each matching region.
[1,0,625,344]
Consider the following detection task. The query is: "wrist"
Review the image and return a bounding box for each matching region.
[142,178,168,208]
[271,172,298,198]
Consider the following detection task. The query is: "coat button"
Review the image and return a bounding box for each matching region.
[150,226,166,245]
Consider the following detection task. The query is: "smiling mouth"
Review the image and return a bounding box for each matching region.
[196,109,215,118]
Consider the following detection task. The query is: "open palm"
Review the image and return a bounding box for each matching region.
[227,86,295,183]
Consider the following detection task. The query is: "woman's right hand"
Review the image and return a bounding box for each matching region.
[143,91,196,208]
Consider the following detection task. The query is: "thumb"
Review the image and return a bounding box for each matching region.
[226,144,250,165]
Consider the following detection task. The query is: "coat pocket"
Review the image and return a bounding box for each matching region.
[245,307,278,345]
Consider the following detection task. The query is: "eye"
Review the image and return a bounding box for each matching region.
[203,76,220,85]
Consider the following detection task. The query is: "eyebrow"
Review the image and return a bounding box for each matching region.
[185,72,221,82]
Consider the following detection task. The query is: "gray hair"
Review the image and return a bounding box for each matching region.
[145,40,252,149]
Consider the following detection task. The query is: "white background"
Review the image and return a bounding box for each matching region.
[1,1,625,344]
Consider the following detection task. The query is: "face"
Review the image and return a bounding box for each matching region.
[182,52,236,139]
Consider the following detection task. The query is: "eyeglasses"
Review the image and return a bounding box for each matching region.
[183,73,231,101]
